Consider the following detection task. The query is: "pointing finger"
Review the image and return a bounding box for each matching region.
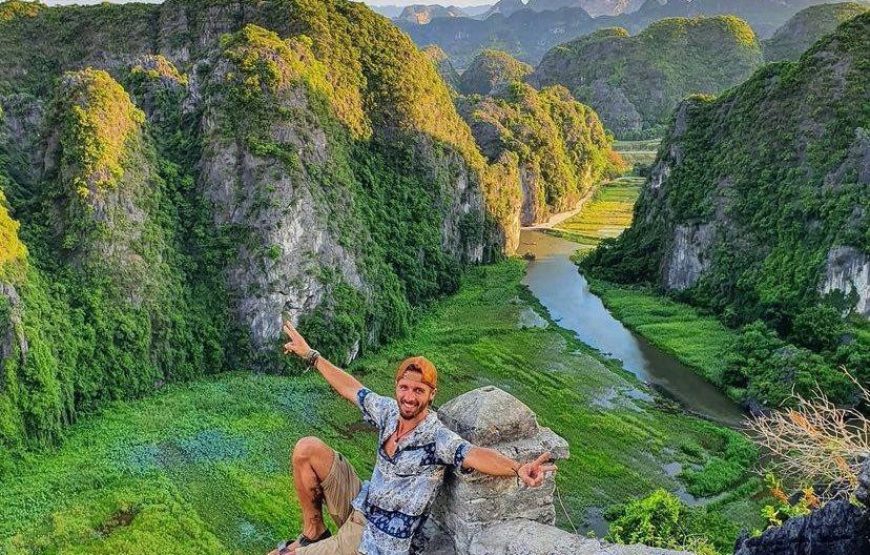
[533,452,551,466]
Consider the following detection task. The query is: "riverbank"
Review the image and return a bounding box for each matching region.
[0,260,763,554]
[585,278,738,394]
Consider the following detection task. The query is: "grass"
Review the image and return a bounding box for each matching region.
[0,260,762,554]
[585,279,738,389]
[551,176,643,250]
[613,139,661,167]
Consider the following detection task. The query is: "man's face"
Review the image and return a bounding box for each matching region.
[395,370,435,420]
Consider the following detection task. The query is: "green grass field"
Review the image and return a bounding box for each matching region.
[0,260,762,554]
[585,279,739,389]
[552,177,644,250]
[613,139,660,168]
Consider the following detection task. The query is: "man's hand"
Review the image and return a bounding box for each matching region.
[283,321,312,358]
[517,452,557,488]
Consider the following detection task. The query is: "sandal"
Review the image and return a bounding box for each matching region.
[276,529,332,554]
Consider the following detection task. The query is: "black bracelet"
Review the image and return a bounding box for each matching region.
[305,349,320,367]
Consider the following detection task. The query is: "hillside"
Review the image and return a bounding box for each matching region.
[763,2,869,61]
[457,49,534,95]
[458,80,624,225]
[396,3,467,24]
[399,6,597,68]
[581,13,870,406]
[0,0,528,449]
[534,16,763,137]
[397,0,842,68]
[626,0,852,38]
[423,44,462,92]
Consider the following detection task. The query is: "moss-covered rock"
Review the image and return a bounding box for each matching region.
[458,49,534,96]
[534,16,764,137]
[763,2,869,62]
[0,0,528,449]
[459,82,624,225]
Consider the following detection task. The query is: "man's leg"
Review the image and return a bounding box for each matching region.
[291,436,335,542]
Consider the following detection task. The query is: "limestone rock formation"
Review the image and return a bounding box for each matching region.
[0,0,520,448]
[423,386,687,555]
[457,50,533,96]
[734,458,870,555]
[763,2,869,61]
[534,17,763,136]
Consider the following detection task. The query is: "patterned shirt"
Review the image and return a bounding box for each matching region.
[352,388,471,555]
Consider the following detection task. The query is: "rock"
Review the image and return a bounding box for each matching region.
[663,223,714,292]
[468,519,690,555]
[856,457,870,507]
[733,499,870,555]
[819,246,869,318]
[425,387,681,555]
[431,386,570,553]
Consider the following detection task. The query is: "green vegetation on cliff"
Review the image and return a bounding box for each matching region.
[0,0,522,449]
[582,13,870,406]
[459,77,624,225]
[763,2,869,61]
[457,49,534,96]
[534,16,763,137]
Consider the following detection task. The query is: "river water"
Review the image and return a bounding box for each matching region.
[520,230,745,427]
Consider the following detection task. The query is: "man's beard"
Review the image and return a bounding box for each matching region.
[399,401,426,419]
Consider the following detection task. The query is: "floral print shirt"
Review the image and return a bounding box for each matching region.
[351,388,471,555]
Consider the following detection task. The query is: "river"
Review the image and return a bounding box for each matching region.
[520,229,745,427]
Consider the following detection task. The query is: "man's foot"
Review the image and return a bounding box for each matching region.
[270,529,332,555]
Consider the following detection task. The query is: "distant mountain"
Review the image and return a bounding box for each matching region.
[578,0,644,16]
[458,49,533,94]
[396,3,468,24]
[763,2,868,61]
[534,16,763,136]
[398,0,852,68]
[527,0,583,11]
[581,13,870,406]
[369,4,404,17]
[482,0,527,18]
[399,6,597,68]
[627,0,853,38]
[464,4,495,17]
[423,44,462,91]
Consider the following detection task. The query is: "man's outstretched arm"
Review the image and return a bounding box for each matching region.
[462,448,556,488]
[283,321,363,404]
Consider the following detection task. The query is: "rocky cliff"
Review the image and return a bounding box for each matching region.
[424,386,689,555]
[457,79,623,225]
[733,459,870,555]
[581,13,869,404]
[763,2,869,62]
[0,0,524,449]
[533,16,763,137]
[457,49,533,96]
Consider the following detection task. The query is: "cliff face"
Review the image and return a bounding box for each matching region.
[0,0,519,449]
[581,14,869,402]
[457,49,534,96]
[458,81,623,225]
[534,16,763,137]
[763,2,869,62]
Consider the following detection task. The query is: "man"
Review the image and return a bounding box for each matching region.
[271,321,557,555]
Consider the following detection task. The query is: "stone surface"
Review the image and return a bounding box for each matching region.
[468,520,690,555]
[733,498,870,555]
[663,223,714,292]
[431,387,570,554]
[820,246,869,318]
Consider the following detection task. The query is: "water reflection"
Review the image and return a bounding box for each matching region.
[520,230,744,427]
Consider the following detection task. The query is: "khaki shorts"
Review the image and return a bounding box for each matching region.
[297,451,365,555]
